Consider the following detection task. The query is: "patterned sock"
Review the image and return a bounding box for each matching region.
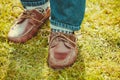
[25,1,49,12]
[51,24,74,34]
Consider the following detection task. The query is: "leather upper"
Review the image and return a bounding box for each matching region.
[8,8,50,43]
[48,32,78,69]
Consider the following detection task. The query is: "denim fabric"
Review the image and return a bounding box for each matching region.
[20,0,48,7]
[20,0,86,31]
[50,0,86,31]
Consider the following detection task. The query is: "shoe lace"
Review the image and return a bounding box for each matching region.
[12,6,45,24]
[39,30,82,44]
[49,32,76,46]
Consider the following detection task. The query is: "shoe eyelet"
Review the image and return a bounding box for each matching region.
[31,13,36,17]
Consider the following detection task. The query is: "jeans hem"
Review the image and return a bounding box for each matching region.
[50,20,80,31]
[21,0,48,6]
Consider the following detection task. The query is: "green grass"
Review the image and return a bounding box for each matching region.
[0,0,120,80]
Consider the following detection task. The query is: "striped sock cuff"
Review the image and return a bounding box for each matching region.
[51,29,74,34]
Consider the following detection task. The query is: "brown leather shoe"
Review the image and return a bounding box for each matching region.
[48,32,78,69]
[8,8,50,43]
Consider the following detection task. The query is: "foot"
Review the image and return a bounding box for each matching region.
[48,32,78,69]
[8,8,50,43]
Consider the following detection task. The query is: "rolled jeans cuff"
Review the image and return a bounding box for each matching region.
[21,0,48,7]
[50,20,81,31]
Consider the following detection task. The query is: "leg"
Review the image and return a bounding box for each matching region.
[8,0,50,43]
[48,0,86,69]
[50,0,86,31]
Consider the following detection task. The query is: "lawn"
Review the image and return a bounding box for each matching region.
[0,0,120,80]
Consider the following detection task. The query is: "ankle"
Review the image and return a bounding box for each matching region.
[51,24,74,34]
[25,1,50,12]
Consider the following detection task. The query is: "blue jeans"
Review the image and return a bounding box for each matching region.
[21,0,86,31]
